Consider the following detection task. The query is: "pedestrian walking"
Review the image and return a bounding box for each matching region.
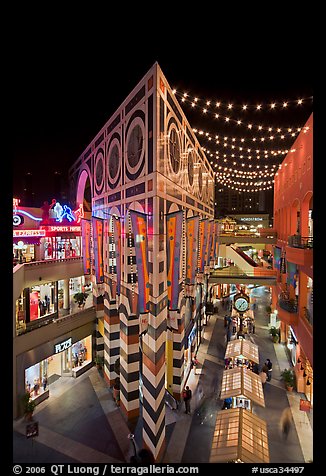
[280,408,292,440]
[183,386,192,414]
[259,370,267,387]
[265,359,273,381]
[261,363,269,381]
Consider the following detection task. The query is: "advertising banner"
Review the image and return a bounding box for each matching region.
[185,215,199,285]
[212,221,218,261]
[129,210,150,314]
[92,217,104,283]
[274,246,281,270]
[287,261,298,288]
[112,216,121,296]
[81,219,91,275]
[208,220,214,264]
[166,210,183,310]
[198,219,208,272]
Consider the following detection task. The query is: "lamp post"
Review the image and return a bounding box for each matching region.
[128,433,137,461]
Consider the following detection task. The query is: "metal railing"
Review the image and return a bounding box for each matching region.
[278,295,298,313]
[288,235,313,249]
[17,305,96,336]
[165,389,179,410]
[302,306,313,326]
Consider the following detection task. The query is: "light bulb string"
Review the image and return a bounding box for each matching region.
[192,125,308,144]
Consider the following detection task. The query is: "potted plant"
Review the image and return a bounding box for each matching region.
[95,355,104,370]
[21,392,36,421]
[280,368,295,391]
[73,292,88,309]
[269,326,279,343]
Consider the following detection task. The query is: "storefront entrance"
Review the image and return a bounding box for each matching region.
[25,335,92,402]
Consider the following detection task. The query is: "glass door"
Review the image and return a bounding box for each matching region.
[61,347,72,376]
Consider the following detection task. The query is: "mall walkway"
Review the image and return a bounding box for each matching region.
[163,286,313,464]
[13,287,313,464]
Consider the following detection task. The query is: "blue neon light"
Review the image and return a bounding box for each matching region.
[15,210,42,221]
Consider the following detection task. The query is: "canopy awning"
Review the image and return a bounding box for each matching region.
[210,407,270,463]
[220,367,265,407]
[225,338,259,364]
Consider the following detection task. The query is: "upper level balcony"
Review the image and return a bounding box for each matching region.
[276,293,298,326]
[285,235,313,269]
[13,257,84,302]
[14,305,96,357]
[216,231,277,245]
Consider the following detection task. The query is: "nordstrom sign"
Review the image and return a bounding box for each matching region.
[240,217,263,222]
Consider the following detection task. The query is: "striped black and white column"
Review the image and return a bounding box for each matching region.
[103,281,120,386]
[119,288,140,420]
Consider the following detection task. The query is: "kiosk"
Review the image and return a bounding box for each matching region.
[224,338,259,371]
[210,407,270,463]
[220,366,265,411]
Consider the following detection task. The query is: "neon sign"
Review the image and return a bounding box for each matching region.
[14,210,42,221]
[73,204,84,223]
[47,226,81,232]
[13,230,46,237]
[53,202,84,223]
[13,198,20,212]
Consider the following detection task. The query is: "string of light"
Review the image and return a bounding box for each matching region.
[217,176,274,187]
[173,90,312,112]
[203,146,291,161]
[217,182,274,192]
[192,126,309,143]
[176,95,311,133]
[211,159,277,174]
[214,168,276,177]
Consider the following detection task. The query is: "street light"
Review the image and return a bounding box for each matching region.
[128,433,137,460]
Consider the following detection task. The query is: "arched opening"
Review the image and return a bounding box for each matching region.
[290,199,300,236]
[76,169,92,213]
[301,192,313,239]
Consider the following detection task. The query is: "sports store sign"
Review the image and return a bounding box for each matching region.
[41,225,81,233]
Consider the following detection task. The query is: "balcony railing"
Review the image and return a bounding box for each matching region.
[302,306,313,326]
[287,235,313,249]
[278,294,298,313]
[17,305,95,336]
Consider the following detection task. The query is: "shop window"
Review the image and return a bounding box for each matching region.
[25,360,48,401]
[29,282,57,322]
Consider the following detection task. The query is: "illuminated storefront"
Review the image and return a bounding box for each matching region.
[13,199,83,264]
[24,335,93,403]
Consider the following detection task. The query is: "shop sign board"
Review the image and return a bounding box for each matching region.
[299,399,311,412]
[26,421,39,438]
[42,225,81,233]
[13,229,46,237]
[54,337,72,354]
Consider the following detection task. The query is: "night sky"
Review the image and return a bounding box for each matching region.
[12,23,314,206]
